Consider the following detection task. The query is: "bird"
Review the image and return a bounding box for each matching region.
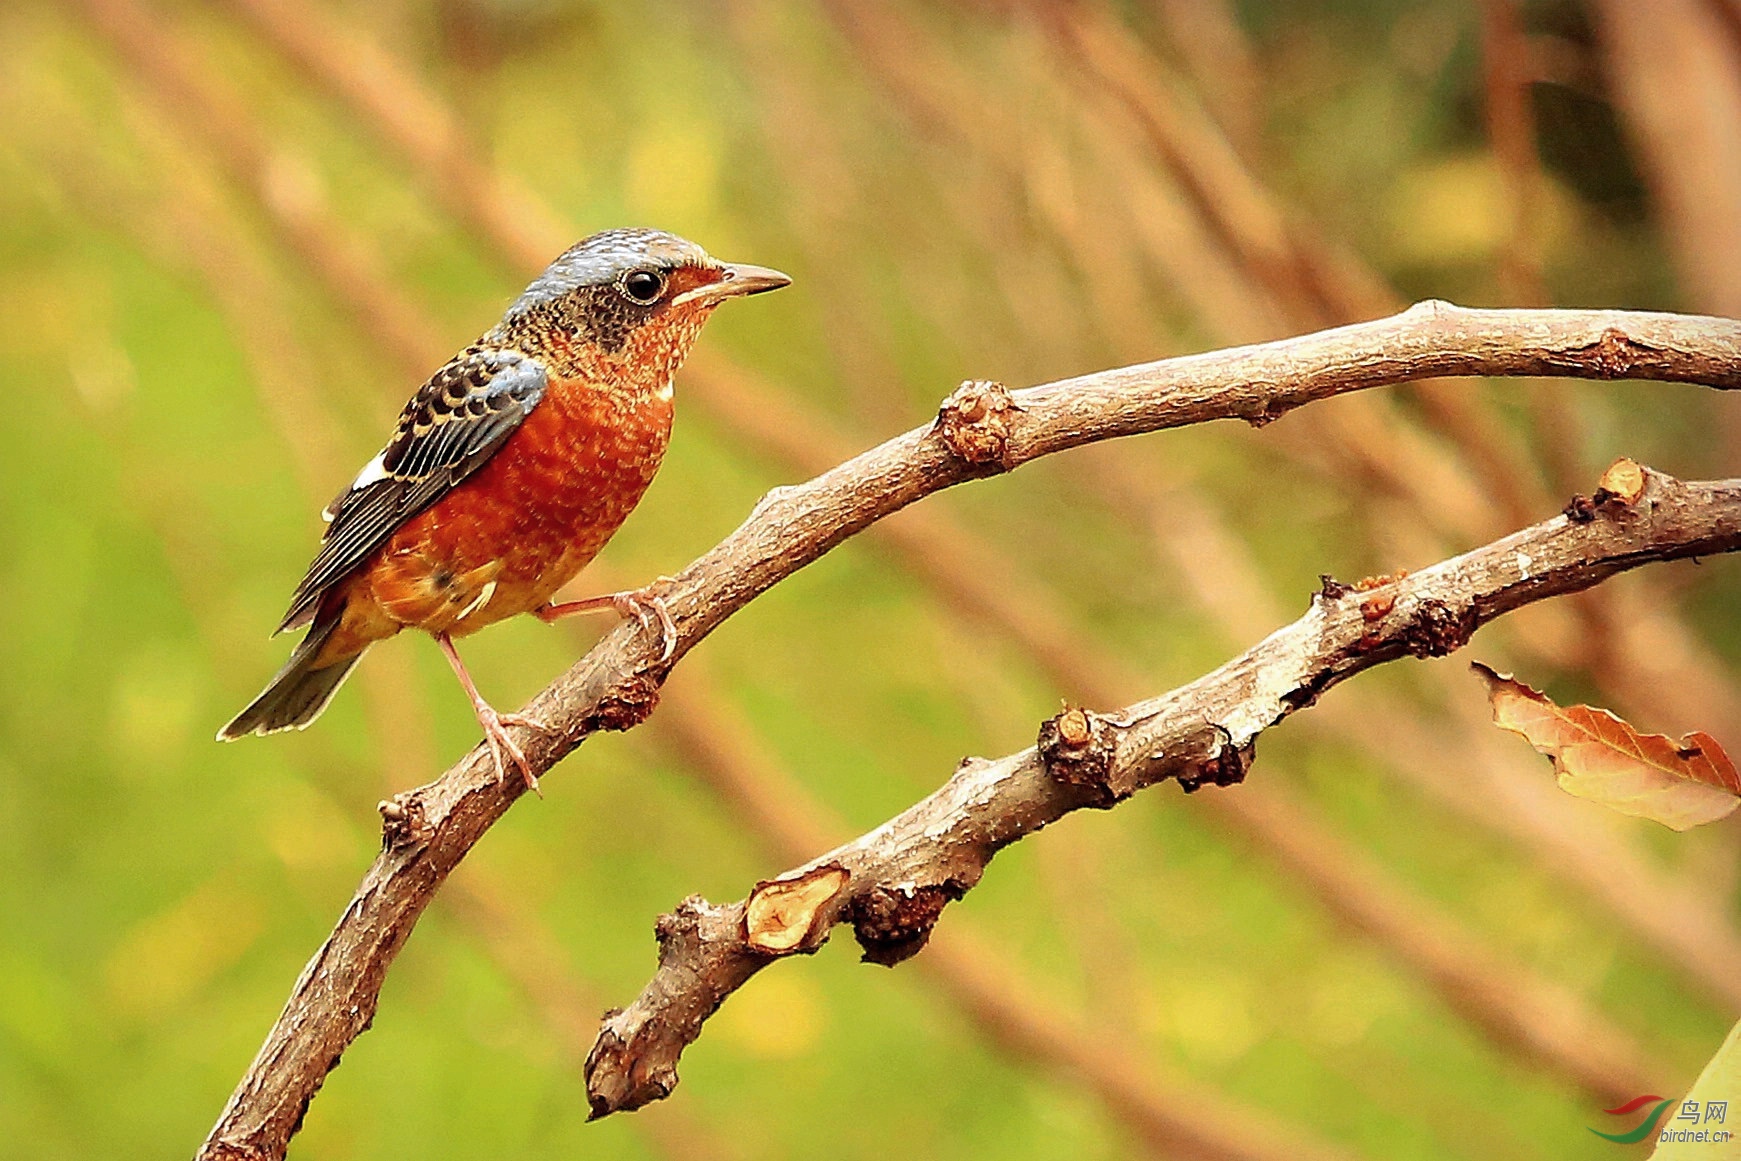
[218,228,790,789]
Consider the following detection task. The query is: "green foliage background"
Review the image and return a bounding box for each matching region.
[0,1,1736,1158]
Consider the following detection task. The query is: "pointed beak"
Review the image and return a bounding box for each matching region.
[671,262,792,307]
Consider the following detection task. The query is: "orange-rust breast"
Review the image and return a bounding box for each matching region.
[345,373,674,641]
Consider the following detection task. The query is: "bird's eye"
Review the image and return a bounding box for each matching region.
[620,269,666,304]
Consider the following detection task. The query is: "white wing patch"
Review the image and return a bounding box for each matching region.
[323,451,391,523]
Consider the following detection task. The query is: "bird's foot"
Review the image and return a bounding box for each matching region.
[435,629,550,794]
[474,703,551,795]
[535,577,679,664]
[615,586,679,663]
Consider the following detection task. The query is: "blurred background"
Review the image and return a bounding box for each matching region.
[3,1,1740,1157]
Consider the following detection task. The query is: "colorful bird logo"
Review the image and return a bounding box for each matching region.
[1590,1094,1673,1143]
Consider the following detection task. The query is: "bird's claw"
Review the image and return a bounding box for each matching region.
[536,578,680,665]
[611,584,678,664]
[476,705,551,795]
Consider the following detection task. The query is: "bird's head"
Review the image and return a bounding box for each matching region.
[496,228,789,390]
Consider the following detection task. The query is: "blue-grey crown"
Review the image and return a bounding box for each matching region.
[507,228,713,314]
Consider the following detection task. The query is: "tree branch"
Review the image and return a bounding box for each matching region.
[199,304,1741,1158]
[586,464,1741,1114]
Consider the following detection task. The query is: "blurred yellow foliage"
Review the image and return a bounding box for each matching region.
[710,964,828,1060]
[104,876,265,1020]
[1387,155,1511,264]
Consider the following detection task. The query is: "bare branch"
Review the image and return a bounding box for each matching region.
[187,302,1741,1158]
[586,465,1741,1114]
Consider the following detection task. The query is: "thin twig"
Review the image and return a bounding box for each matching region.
[655,668,1364,1161]
[654,370,1688,1103]
[1085,445,1741,1013]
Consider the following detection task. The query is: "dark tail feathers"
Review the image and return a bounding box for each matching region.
[217,610,361,740]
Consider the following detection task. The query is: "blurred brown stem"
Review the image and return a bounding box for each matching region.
[1479,0,1588,497]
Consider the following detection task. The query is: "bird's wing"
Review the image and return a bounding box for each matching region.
[277,347,549,633]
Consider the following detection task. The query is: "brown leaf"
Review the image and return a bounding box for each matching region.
[1473,662,1741,830]
[1597,456,1645,503]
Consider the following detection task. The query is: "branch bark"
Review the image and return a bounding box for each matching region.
[586,464,1741,1114]
[187,302,1741,1159]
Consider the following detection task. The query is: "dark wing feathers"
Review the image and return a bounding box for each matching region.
[277,348,549,633]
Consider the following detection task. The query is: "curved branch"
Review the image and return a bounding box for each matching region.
[586,465,1741,1114]
[199,304,1741,1159]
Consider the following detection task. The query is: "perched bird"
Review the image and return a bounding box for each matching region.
[219,228,790,787]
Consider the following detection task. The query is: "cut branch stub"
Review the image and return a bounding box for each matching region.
[1597,457,1647,505]
[1567,457,1651,522]
[745,865,851,953]
[1038,705,1124,804]
[934,379,1021,469]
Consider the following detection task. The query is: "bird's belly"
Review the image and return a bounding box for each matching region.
[352,382,672,637]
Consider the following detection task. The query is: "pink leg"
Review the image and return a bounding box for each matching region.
[435,631,548,792]
[534,579,678,663]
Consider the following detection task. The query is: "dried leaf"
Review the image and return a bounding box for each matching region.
[1473,662,1741,831]
[1598,457,1646,503]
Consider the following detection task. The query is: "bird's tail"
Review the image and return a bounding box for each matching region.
[217,606,362,740]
